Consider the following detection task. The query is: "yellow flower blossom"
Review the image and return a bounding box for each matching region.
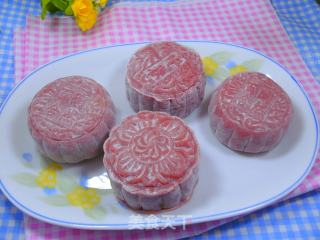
[72,0,98,32]
[35,163,63,188]
[202,57,219,76]
[229,65,248,76]
[98,0,108,7]
[67,186,100,209]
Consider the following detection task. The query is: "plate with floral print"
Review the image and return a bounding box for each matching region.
[0,41,318,230]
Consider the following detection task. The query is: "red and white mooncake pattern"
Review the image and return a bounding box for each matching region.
[208,72,293,153]
[28,76,116,163]
[103,111,199,211]
[126,42,205,118]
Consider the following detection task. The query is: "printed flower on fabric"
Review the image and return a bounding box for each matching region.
[67,186,100,209]
[72,0,98,32]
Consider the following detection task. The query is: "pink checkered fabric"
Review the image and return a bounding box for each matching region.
[24,216,234,240]
[14,0,320,239]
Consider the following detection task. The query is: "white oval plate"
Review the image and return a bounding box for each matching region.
[0,41,318,230]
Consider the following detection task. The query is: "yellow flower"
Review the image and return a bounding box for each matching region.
[229,65,248,76]
[35,163,63,188]
[47,162,63,171]
[72,0,98,32]
[67,186,100,209]
[98,0,108,7]
[202,57,219,76]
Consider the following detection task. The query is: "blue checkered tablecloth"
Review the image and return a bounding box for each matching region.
[191,190,320,239]
[272,0,320,84]
[0,0,319,239]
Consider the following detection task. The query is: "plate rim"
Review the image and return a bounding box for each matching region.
[0,40,319,230]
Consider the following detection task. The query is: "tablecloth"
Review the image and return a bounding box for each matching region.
[0,0,320,239]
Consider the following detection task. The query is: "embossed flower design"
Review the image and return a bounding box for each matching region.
[131,127,172,163]
[105,112,198,187]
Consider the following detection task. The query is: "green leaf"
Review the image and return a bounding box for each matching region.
[64,5,73,15]
[64,0,73,15]
[241,59,264,71]
[12,173,37,187]
[56,173,78,194]
[51,0,68,11]
[84,205,107,220]
[46,2,60,14]
[41,0,50,7]
[210,52,234,65]
[41,8,48,20]
[213,67,229,81]
[42,195,69,206]
[40,0,50,20]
